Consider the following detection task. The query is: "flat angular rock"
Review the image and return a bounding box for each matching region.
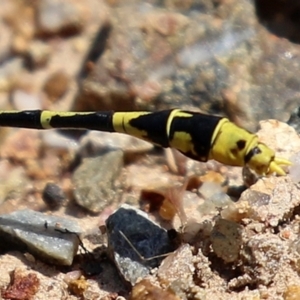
[0,209,81,265]
[106,204,174,285]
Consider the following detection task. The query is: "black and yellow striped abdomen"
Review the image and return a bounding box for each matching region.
[0,109,222,162]
[0,110,111,131]
[0,109,291,176]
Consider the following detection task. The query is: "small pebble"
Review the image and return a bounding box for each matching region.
[211,218,243,263]
[11,89,42,110]
[36,0,87,36]
[78,131,153,158]
[2,268,40,300]
[284,285,300,300]
[43,70,70,102]
[72,150,123,213]
[287,106,300,134]
[130,279,181,300]
[288,152,300,183]
[198,181,232,212]
[0,58,23,92]
[157,244,194,284]
[42,182,66,210]
[41,130,79,150]
[24,41,51,69]
[142,12,189,36]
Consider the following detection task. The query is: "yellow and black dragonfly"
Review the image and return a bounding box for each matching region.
[0,109,291,176]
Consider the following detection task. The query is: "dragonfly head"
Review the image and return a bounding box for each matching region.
[246,142,291,176]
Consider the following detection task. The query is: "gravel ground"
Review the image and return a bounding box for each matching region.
[0,1,300,299]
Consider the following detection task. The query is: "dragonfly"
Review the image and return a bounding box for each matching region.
[0,108,291,176]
